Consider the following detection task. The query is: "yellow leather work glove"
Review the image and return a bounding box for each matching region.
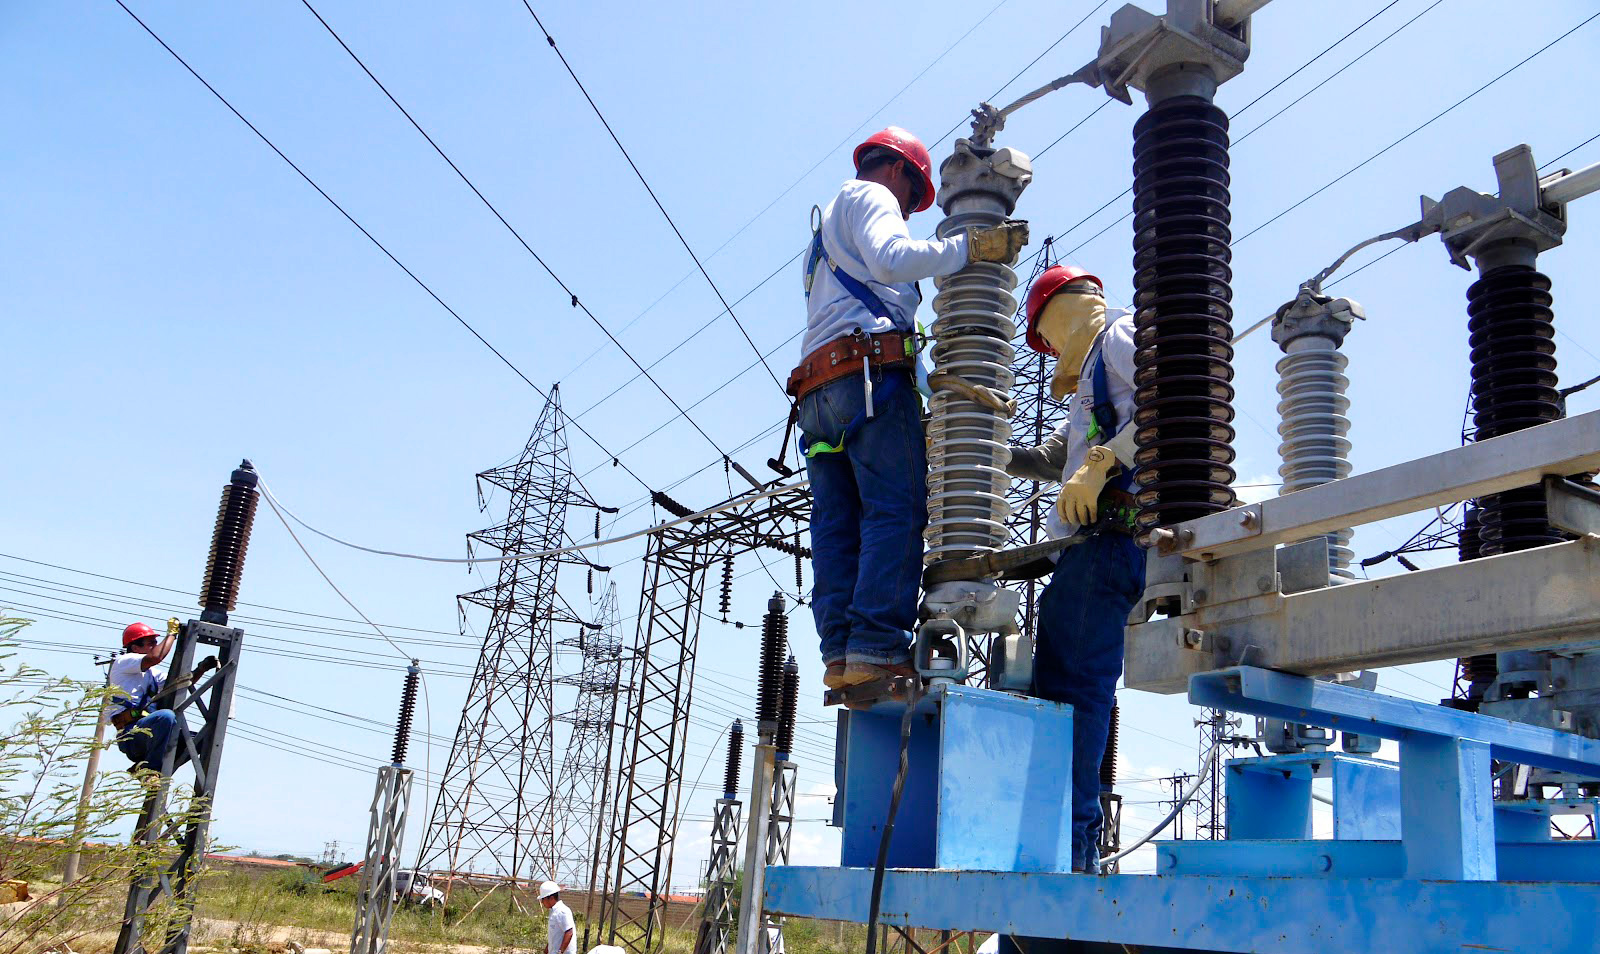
[1055,446,1118,526]
[967,221,1030,264]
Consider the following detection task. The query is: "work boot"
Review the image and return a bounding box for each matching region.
[823,663,851,690]
[842,661,917,684]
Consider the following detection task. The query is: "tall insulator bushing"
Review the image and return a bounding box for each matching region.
[775,655,799,760]
[392,662,420,765]
[1469,265,1564,555]
[723,720,744,799]
[1129,96,1238,542]
[1272,295,1357,578]
[924,140,1031,566]
[756,594,787,732]
[1099,703,1119,792]
[200,460,260,624]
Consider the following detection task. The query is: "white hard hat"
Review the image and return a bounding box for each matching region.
[538,880,561,899]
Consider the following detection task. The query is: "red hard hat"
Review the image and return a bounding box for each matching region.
[1024,264,1104,355]
[854,127,937,214]
[123,622,158,648]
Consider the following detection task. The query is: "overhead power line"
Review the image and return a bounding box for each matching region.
[519,3,786,396]
[1236,9,1600,244]
[111,0,661,493]
[298,0,737,463]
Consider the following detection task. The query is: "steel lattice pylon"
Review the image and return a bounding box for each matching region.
[992,241,1062,684]
[593,482,811,954]
[416,386,605,892]
[554,582,626,890]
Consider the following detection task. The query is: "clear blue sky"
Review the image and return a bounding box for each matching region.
[4,0,1600,883]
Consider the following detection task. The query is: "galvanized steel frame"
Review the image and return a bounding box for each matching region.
[595,482,811,954]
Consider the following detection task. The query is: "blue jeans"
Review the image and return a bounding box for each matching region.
[116,709,177,772]
[799,368,926,667]
[1034,531,1146,872]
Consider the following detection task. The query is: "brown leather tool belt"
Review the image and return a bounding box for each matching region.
[786,331,914,402]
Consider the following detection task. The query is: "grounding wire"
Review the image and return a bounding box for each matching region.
[297,0,736,462]
[519,3,786,395]
[110,0,666,494]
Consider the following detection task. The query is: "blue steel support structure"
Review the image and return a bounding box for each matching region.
[770,668,1600,953]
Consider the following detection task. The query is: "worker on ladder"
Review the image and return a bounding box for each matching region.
[109,621,178,773]
[1005,265,1145,875]
[790,126,1028,691]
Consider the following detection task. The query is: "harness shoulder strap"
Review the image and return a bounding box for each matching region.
[804,209,893,322]
[1088,338,1136,493]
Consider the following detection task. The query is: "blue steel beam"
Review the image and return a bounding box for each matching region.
[1191,667,1600,776]
[764,866,1600,953]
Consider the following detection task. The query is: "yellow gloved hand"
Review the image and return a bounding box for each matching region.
[967,221,1030,264]
[1055,446,1118,526]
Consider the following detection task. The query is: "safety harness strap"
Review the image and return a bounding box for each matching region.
[1086,339,1137,495]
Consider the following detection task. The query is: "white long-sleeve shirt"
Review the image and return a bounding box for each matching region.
[800,179,969,359]
[1006,308,1139,541]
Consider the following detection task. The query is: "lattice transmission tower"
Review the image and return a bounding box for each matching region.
[553,581,626,890]
[1001,238,1062,663]
[415,385,607,891]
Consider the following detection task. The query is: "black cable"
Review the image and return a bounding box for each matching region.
[1541,131,1600,171]
[1236,11,1600,244]
[865,697,918,954]
[556,0,1017,386]
[1053,0,1449,258]
[110,0,656,492]
[928,0,1112,150]
[298,0,735,461]
[519,3,786,396]
[0,552,461,636]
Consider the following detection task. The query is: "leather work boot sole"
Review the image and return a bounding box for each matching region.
[843,661,917,684]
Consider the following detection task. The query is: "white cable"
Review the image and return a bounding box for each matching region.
[257,477,810,565]
[1099,737,1222,866]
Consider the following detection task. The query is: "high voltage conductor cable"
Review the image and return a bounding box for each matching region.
[1056,0,1449,259]
[1235,9,1600,244]
[256,476,810,564]
[927,0,1110,150]
[581,0,1411,491]
[564,2,1108,425]
[110,0,660,493]
[556,0,1017,384]
[1315,127,1600,293]
[297,0,737,463]
[519,3,787,396]
[0,552,463,637]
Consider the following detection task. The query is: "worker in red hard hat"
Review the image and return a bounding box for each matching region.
[109,621,178,773]
[1005,263,1145,874]
[789,126,1030,691]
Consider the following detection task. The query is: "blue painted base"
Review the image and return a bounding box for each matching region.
[777,670,1600,951]
[838,683,1076,872]
[764,866,1600,954]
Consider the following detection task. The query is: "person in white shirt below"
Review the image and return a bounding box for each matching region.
[790,125,1029,692]
[1004,265,1146,878]
[538,881,574,954]
[109,621,177,773]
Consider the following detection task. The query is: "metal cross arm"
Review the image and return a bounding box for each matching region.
[1149,408,1600,562]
